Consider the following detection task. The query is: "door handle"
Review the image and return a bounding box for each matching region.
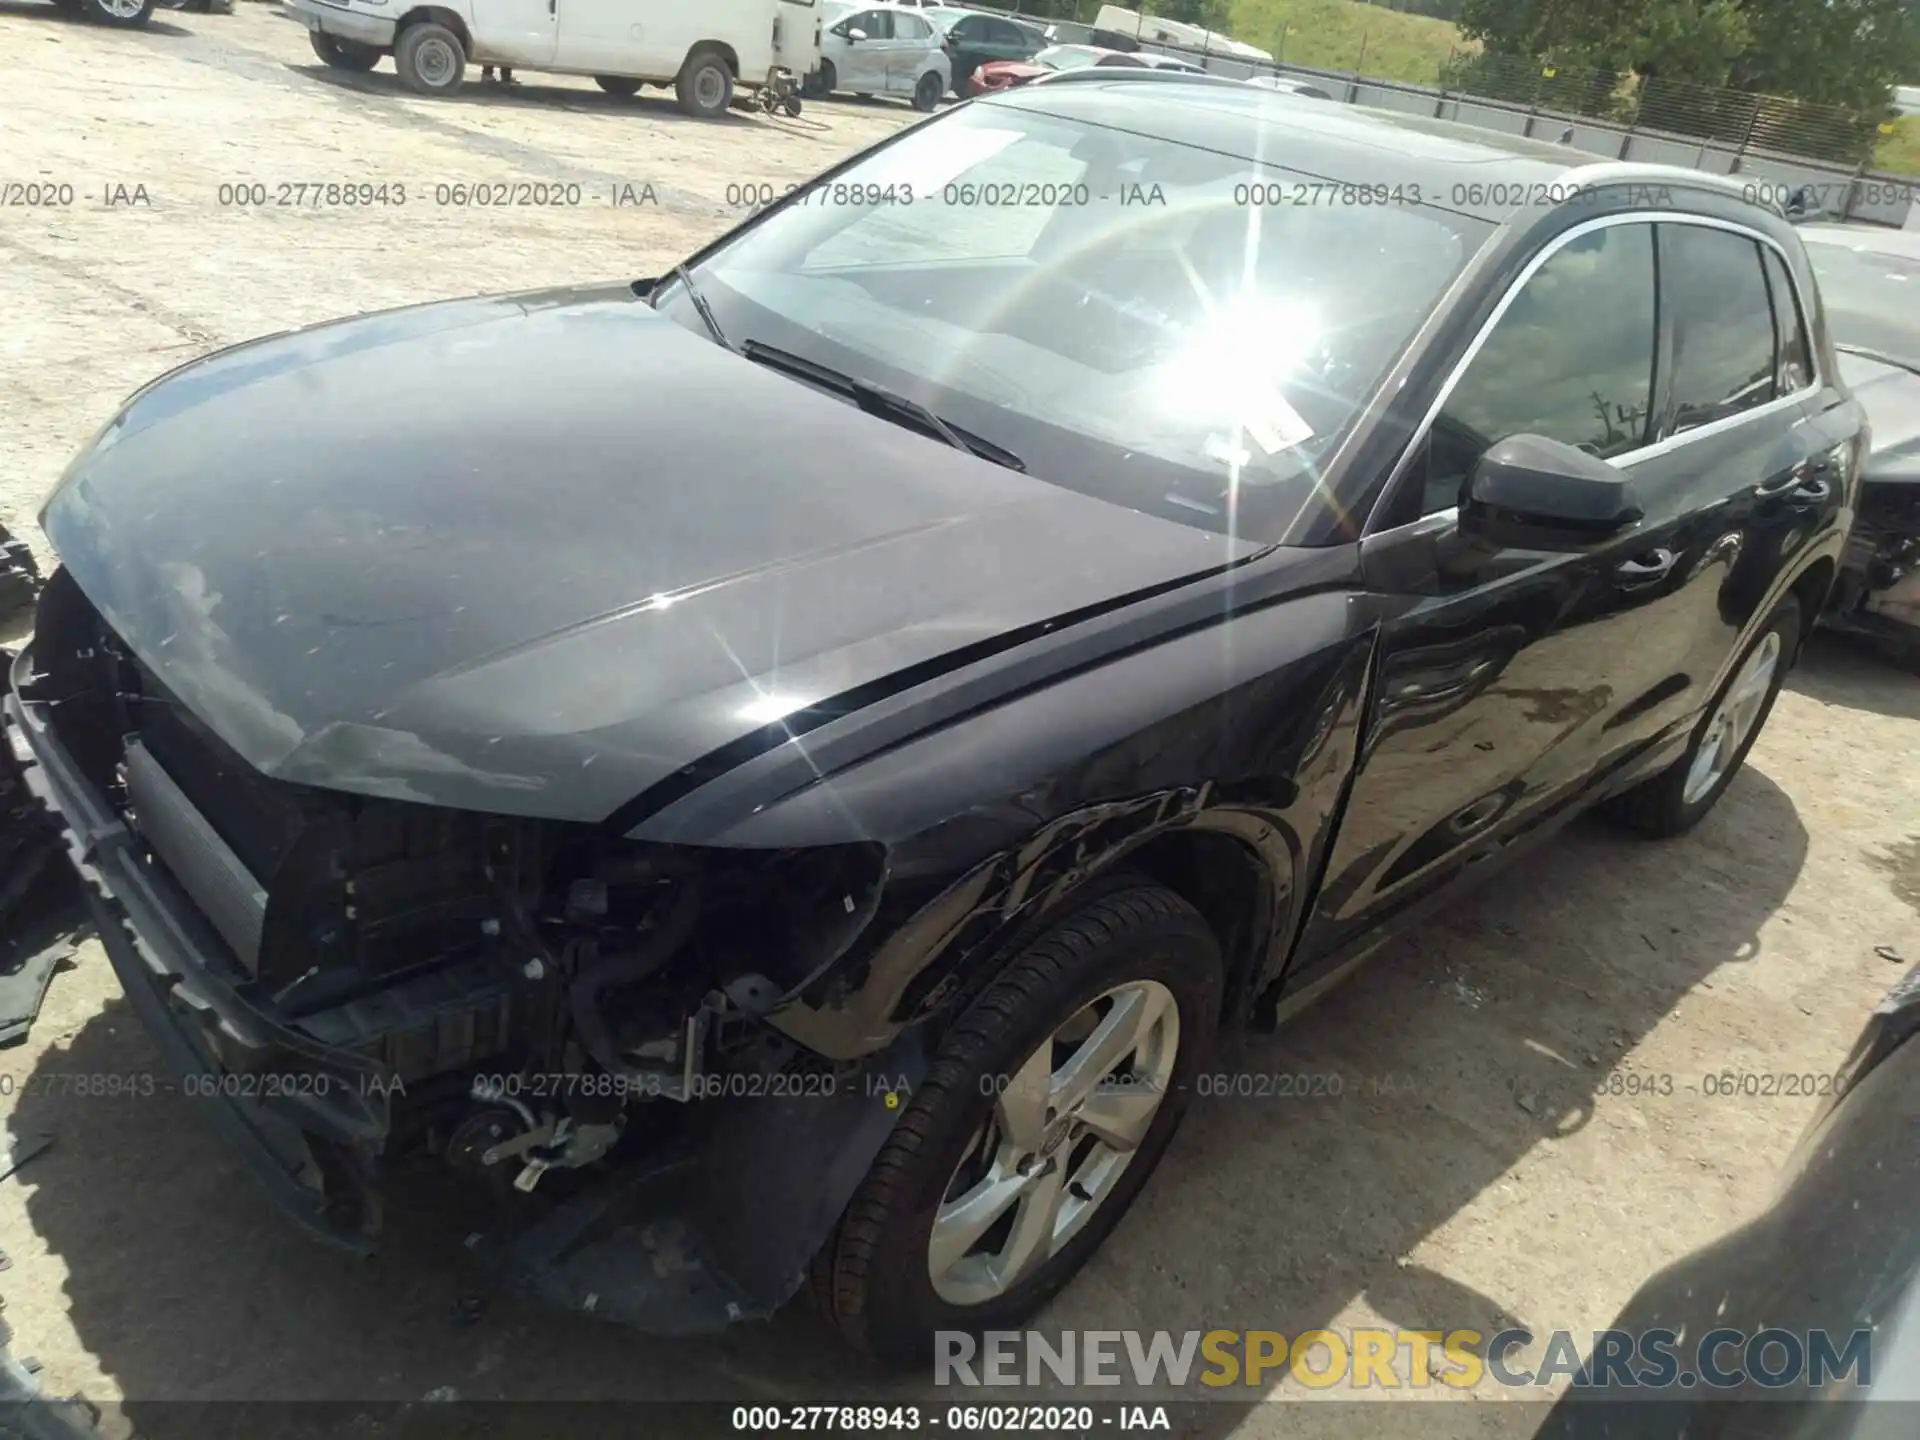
[1615,547,1677,587]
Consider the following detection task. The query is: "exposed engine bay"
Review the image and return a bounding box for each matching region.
[14,566,891,1264]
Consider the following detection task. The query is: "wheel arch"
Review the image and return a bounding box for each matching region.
[395,6,471,51]
[1788,555,1837,656]
[686,39,742,77]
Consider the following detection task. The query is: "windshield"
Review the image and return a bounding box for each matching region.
[655,102,1488,539]
[1803,233,1920,369]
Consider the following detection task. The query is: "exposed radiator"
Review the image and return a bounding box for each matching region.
[124,739,268,973]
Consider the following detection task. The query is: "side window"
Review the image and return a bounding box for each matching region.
[1762,247,1813,394]
[1407,223,1657,518]
[900,14,931,41]
[1662,226,1777,433]
[952,16,982,41]
[991,20,1028,46]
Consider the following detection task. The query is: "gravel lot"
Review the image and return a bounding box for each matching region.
[2,7,1917,1437]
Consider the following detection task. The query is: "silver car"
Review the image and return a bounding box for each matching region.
[815,2,952,110]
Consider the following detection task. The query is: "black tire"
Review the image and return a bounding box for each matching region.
[1605,596,1802,838]
[675,45,733,118]
[782,93,803,118]
[594,75,642,98]
[912,71,942,112]
[811,883,1224,1364]
[310,31,381,72]
[394,20,466,96]
[80,0,153,25]
[810,59,836,97]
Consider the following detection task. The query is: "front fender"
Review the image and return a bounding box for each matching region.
[721,589,1375,1060]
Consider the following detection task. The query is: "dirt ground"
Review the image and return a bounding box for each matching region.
[1,5,1917,1437]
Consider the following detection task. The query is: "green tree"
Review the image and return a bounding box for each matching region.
[1459,0,1920,105]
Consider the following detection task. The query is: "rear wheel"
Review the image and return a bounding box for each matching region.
[912,71,942,112]
[310,31,381,71]
[811,883,1223,1363]
[594,75,642,98]
[1605,597,1801,837]
[394,21,466,96]
[675,45,733,118]
[81,0,152,25]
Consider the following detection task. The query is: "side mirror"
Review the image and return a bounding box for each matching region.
[1783,183,1818,221]
[847,27,867,41]
[1459,434,1643,552]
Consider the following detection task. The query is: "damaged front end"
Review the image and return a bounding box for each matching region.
[3,568,922,1331]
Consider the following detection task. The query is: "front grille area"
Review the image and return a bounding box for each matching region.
[124,739,269,972]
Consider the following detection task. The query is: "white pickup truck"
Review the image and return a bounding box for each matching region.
[285,0,822,117]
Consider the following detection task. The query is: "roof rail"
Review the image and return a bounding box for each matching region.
[1559,160,1785,217]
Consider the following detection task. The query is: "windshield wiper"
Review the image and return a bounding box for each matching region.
[738,340,1026,473]
[671,263,734,352]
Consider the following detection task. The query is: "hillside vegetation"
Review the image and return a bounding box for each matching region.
[1225,0,1470,84]
[1216,0,1917,173]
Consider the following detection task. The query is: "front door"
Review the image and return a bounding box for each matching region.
[833,8,892,92]
[469,0,558,67]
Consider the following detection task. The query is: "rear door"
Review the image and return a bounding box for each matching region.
[1290,217,1702,979]
[888,10,935,94]
[1642,222,1847,696]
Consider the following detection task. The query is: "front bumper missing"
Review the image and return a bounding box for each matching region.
[4,642,926,1330]
[4,644,390,1252]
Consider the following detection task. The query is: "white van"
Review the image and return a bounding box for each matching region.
[285,0,823,117]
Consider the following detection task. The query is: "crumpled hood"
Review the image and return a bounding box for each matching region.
[41,283,1243,822]
[1838,349,1920,486]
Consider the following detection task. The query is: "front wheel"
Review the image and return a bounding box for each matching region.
[811,884,1223,1363]
[1605,596,1801,838]
[912,71,942,112]
[81,0,153,25]
[809,60,836,97]
[310,31,381,71]
[394,21,466,96]
[675,45,733,118]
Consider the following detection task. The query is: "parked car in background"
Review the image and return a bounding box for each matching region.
[968,42,1198,96]
[1538,958,1920,1435]
[46,0,153,26]
[1244,72,1333,99]
[287,0,821,117]
[815,2,950,110]
[925,7,1045,93]
[1799,223,1920,667]
[1044,21,1097,45]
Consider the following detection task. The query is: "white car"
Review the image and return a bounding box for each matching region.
[815,2,951,110]
[284,0,822,118]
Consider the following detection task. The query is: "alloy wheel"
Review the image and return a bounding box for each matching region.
[1682,629,1782,805]
[928,980,1180,1306]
